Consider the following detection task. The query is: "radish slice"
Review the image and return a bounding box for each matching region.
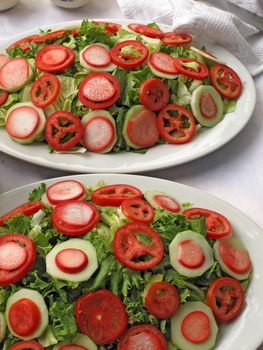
[55,248,88,274]
[149,52,178,75]
[46,180,85,205]
[41,48,68,66]
[83,76,115,102]
[181,310,210,343]
[178,240,205,268]
[0,54,9,69]
[0,241,27,271]
[83,44,111,68]
[153,194,180,213]
[0,58,29,91]
[83,116,115,152]
[219,241,251,274]
[55,201,95,227]
[6,106,40,139]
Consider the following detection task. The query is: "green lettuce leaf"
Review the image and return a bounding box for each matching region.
[28,183,46,201]
[223,98,237,113]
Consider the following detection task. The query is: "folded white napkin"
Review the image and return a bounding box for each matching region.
[228,0,263,17]
[117,0,263,76]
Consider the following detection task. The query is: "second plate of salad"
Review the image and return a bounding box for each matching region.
[0,19,256,173]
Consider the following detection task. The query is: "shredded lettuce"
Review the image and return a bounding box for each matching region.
[28,183,46,201]
[223,98,237,113]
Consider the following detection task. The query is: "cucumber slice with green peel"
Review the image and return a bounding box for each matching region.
[214,235,252,280]
[187,50,206,64]
[169,230,214,277]
[6,288,49,340]
[144,190,180,212]
[73,333,98,350]
[79,44,116,72]
[0,312,6,342]
[81,110,117,153]
[171,301,218,350]
[191,85,223,127]
[190,46,225,64]
[149,62,178,79]
[5,102,46,144]
[121,25,162,51]
[46,239,98,282]
[167,340,178,350]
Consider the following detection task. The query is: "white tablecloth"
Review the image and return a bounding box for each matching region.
[0,1,263,348]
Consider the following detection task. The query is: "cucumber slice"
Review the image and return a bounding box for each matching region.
[144,190,179,212]
[0,312,6,342]
[6,288,48,340]
[122,25,162,52]
[214,235,252,280]
[149,62,178,79]
[191,85,223,127]
[169,230,214,277]
[171,301,218,350]
[81,110,117,153]
[73,333,98,350]
[5,102,46,144]
[190,46,225,64]
[46,239,98,282]
[79,44,116,72]
[187,50,206,64]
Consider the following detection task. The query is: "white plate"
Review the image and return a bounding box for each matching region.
[0,173,262,350]
[0,19,256,173]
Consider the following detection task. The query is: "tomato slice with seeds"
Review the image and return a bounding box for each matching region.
[128,24,164,39]
[210,64,242,99]
[220,240,251,274]
[174,58,209,80]
[163,32,192,45]
[0,234,36,286]
[145,281,180,319]
[118,325,166,350]
[178,240,205,268]
[33,30,66,43]
[181,311,211,343]
[139,78,169,111]
[0,91,8,106]
[9,298,40,337]
[207,277,244,322]
[110,40,148,69]
[182,208,232,239]
[0,201,43,226]
[7,35,39,51]
[75,289,128,345]
[8,341,44,350]
[45,111,83,151]
[157,104,196,144]
[35,44,75,72]
[30,73,60,108]
[121,198,155,224]
[113,222,163,270]
[92,184,142,206]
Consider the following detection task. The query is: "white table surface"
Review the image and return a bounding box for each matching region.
[0,0,263,348]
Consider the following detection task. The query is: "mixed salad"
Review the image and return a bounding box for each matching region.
[0,20,242,154]
[0,179,252,350]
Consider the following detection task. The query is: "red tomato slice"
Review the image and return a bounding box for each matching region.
[157,104,196,144]
[178,240,205,268]
[121,198,155,224]
[200,92,217,119]
[145,281,180,319]
[182,208,232,239]
[127,109,159,147]
[118,325,166,350]
[45,111,83,151]
[8,341,44,350]
[153,194,180,213]
[55,248,88,274]
[51,200,100,236]
[91,184,142,206]
[9,298,40,337]
[46,180,85,204]
[0,201,43,226]
[75,289,128,345]
[149,52,178,75]
[96,21,121,34]
[174,58,209,80]
[6,106,40,139]
[210,64,242,99]
[110,40,148,69]
[181,311,210,343]
[33,30,66,43]
[30,74,60,108]
[0,91,8,106]
[35,44,75,72]
[7,35,39,51]
[128,24,164,39]
[0,234,36,286]
[59,346,88,350]
[207,277,244,322]
[219,241,251,274]
[82,44,111,68]
[163,32,192,45]
[113,222,163,270]
[139,78,169,111]
[78,72,120,109]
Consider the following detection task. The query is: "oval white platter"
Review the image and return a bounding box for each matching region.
[0,19,256,173]
[0,173,262,350]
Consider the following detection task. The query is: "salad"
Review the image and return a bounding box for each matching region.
[0,20,242,154]
[0,179,252,350]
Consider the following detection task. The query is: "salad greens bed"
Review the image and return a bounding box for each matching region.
[0,180,251,350]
